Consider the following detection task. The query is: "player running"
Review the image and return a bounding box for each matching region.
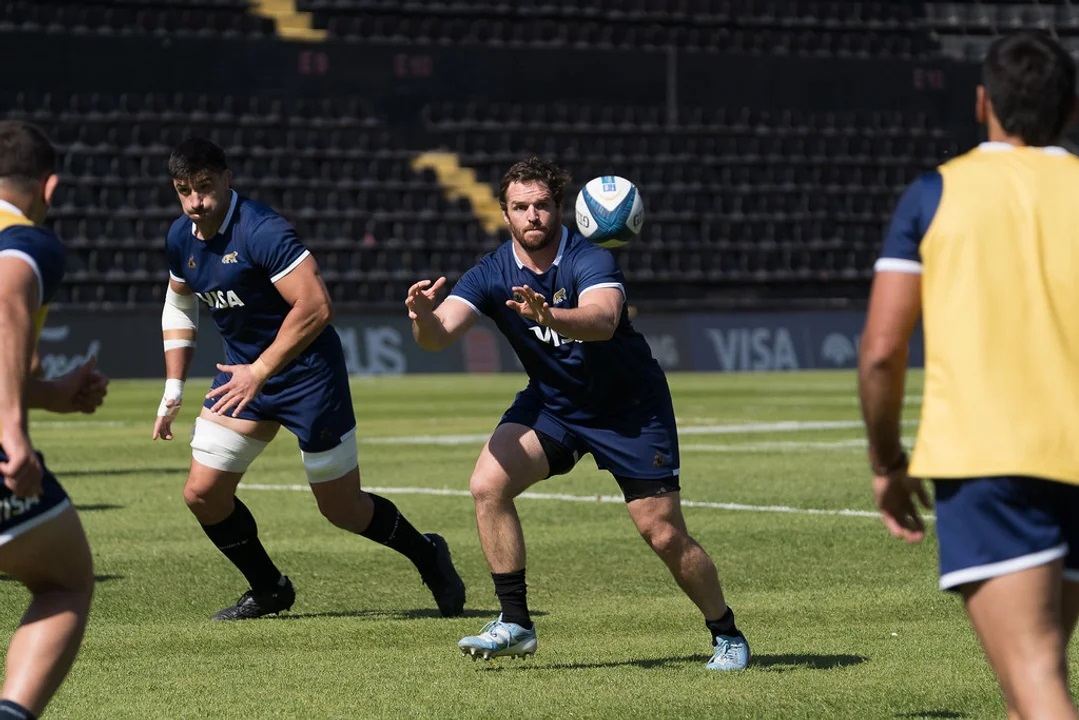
[152,137,465,621]
[405,156,749,670]
[0,120,107,720]
[860,30,1079,719]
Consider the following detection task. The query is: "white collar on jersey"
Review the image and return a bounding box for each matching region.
[0,198,27,218]
[512,225,568,271]
[191,189,239,237]
[978,141,1070,155]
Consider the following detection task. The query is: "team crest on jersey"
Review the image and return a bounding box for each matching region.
[187,255,196,269]
[195,289,246,309]
[221,251,239,264]
[552,288,566,304]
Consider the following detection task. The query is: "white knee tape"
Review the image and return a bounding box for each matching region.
[190,417,268,473]
[301,428,359,484]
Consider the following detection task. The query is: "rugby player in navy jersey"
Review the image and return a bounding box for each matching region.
[405,156,749,670]
[0,121,106,720]
[152,138,464,620]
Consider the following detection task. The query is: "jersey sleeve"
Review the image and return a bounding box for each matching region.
[165,220,187,283]
[447,263,489,316]
[0,225,65,307]
[575,245,626,300]
[248,215,311,283]
[876,171,943,274]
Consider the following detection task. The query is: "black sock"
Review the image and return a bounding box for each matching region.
[200,498,283,592]
[359,494,438,578]
[0,699,37,720]
[706,607,742,640]
[493,569,532,629]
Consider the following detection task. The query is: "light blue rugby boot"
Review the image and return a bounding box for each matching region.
[706,632,750,671]
[458,615,538,661]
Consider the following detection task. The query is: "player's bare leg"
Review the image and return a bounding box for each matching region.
[0,507,94,717]
[310,466,465,617]
[961,563,1079,720]
[183,460,246,524]
[459,423,547,659]
[468,423,548,574]
[626,493,728,618]
[626,493,749,670]
[310,467,372,533]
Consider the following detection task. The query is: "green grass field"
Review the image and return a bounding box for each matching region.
[3,371,1075,719]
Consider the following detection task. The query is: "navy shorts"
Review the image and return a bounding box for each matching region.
[204,349,356,453]
[934,476,1079,590]
[499,388,681,500]
[0,449,72,547]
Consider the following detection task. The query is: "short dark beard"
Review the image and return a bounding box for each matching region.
[512,223,558,252]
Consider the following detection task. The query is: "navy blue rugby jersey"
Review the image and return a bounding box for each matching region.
[165,191,339,367]
[0,200,65,344]
[449,227,668,421]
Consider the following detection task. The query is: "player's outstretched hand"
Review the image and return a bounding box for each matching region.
[405,277,446,320]
[0,427,43,498]
[47,355,109,414]
[873,470,932,544]
[206,362,268,418]
[507,285,552,326]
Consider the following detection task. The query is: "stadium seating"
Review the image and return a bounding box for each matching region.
[0,86,961,308]
[3,1,1075,309]
[926,2,1079,61]
[0,0,273,37]
[301,0,926,57]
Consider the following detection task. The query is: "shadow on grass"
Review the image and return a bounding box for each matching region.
[894,712,967,719]
[751,653,868,672]
[63,467,187,478]
[0,574,123,582]
[477,652,868,672]
[75,503,124,512]
[277,608,540,621]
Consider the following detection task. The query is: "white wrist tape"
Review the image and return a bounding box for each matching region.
[157,378,184,418]
[162,285,199,333]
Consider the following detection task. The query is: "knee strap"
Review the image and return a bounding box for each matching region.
[190,417,268,473]
[301,428,359,484]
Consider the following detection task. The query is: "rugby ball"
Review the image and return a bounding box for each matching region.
[574,175,645,249]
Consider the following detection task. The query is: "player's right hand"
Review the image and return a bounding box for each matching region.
[152,399,180,441]
[872,470,931,544]
[153,379,185,440]
[0,428,43,498]
[405,277,446,320]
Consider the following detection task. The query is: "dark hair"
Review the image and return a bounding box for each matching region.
[983,30,1077,146]
[498,155,571,210]
[168,137,228,179]
[0,120,56,190]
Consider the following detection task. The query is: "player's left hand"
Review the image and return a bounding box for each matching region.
[206,361,268,417]
[507,285,553,326]
[47,356,109,414]
[873,470,932,544]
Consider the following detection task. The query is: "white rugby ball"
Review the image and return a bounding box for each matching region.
[574,175,645,248]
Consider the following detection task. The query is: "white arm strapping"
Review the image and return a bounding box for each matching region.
[162,285,199,334]
[157,378,184,417]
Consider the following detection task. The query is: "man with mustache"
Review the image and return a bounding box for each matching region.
[405,156,749,670]
[153,137,465,621]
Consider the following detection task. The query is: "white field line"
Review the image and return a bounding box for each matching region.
[32,418,917,441]
[241,483,935,521]
[359,420,919,445]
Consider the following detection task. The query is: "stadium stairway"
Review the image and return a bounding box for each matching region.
[411,152,505,235]
[251,0,327,41]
